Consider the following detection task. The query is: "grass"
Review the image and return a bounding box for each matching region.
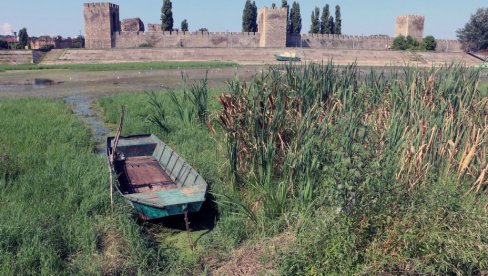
[0,61,237,72]
[98,88,253,274]
[4,62,485,274]
[96,63,488,274]
[0,98,167,274]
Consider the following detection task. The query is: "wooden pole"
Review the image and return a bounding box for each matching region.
[184,209,195,252]
[109,105,125,212]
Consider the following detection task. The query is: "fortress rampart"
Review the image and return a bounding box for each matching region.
[84,3,462,52]
[114,31,260,48]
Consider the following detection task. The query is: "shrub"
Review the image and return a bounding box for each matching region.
[39,44,55,52]
[392,35,436,51]
[138,43,153,48]
[0,40,8,49]
[422,35,437,50]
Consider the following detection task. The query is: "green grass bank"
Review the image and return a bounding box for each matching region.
[0,61,237,72]
[0,98,168,274]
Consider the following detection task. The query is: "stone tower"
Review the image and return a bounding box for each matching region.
[258,7,288,48]
[395,15,425,41]
[84,3,120,49]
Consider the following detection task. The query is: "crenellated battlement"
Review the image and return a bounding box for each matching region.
[84,2,119,9]
[299,34,390,40]
[261,7,287,12]
[397,15,425,20]
[83,2,460,52]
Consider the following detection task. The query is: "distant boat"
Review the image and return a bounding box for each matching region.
[475,62,488,69]
[107,134,207,220]
[275,51,301,62]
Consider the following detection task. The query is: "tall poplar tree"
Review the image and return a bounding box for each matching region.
[181,20,189,32]
[289,2,302,34]
[18,28,29,49]
[161,0,174,31]
[334,5,342,35]
[242,0,258,32]
[282,0,290,33]
[309,7,320,34]
[251,1,258,32]
[327,16,335,34]
[320,4,330,34]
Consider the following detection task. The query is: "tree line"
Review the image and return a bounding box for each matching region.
[309,4,341,34]
[242,1,342,35]
[160,0,198,32]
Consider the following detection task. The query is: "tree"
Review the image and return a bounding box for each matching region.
[327,16,335,34]
[181,19,189,32]
[392,35,407,50]
[198,28,208,32]
[161,0,174,31]
[272,3,276,8]
[405,35,419,48]
[71,35,85,48]
[334,5,342,35]
[320,4,330,34]
[251,1,258,32]
[18,28,29,49]
[281,0,288,9]
[242,0,258,32]
[282,0,290,33]
[309,7,320,34]
[0,40,8,49]
[422,35,437,51]
[457,8,488,51]
[289,2,302,34]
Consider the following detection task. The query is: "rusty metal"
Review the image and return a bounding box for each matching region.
[119,156,177,193]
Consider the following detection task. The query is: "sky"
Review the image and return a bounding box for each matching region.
[0,0,486,39]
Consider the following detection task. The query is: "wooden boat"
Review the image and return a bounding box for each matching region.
[106,134,208,220]
[275,52,301,62]
[475,62,488,69]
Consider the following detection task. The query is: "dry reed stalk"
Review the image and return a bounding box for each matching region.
[457,127,482,179]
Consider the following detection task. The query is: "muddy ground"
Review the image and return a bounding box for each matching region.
[0,66,262,99]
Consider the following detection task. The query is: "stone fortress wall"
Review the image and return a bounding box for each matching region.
[113,31,260,48]
[84,3,462,52]
[395,15,425,41]
[83,2,120,49]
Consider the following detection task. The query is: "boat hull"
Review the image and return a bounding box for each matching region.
[107,134,208,220]
[131,201,203,220]
[275,55,301,62]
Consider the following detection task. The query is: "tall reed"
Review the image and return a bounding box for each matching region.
[218,62,487,225]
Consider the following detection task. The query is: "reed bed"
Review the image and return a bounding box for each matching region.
[97,63,487,274]
[217,62,488,274]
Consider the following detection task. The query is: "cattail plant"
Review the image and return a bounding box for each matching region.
[217,61,487,224]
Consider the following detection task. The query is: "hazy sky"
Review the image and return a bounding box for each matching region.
[0,0,485,39]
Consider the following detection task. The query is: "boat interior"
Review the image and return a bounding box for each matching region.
[109,135,205,195]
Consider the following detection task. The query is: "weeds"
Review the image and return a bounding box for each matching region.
[217,62,488,273]
[97,64,488,274]
[143,91,170,133]
[170,72,210,127]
